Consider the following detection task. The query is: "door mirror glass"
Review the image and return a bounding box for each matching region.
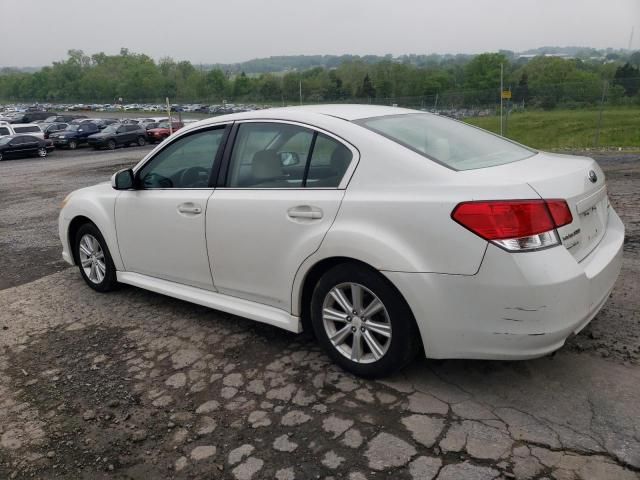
[279,151,300,167]
[111,168,135,190]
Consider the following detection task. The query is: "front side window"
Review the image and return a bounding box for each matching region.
[138,127,225,189]
[226,122,352,188]
[356,113,535,171]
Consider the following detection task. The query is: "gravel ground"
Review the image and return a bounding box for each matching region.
[0,148,638,479]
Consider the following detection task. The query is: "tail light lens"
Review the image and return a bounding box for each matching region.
[452,199,573,252]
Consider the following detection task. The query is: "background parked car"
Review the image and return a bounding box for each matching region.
[146,121,184,143]
[87,123,147,150]
[49,122,100,149]
[8,111,57,123]
[12,124,45,140]
[41,122,69,139]
[0,135,52,161]
[43,114,87,123]
[73,118,118,130]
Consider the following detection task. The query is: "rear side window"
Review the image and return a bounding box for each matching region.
[356,113,535,171]
[226,122,352,188]
[0,127,10,136]
[14,126,40,133]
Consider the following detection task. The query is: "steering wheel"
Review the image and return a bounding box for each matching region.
[178,166,210,188]
[142,172,173,188]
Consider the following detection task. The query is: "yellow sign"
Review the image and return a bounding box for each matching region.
[501,90,512,100]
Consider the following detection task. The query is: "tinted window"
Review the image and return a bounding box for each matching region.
[138,128,225,189]
[0,127,10,136]
[227,123,313,188]
[357,113,534,171]
[306,134,352,187]
[14,126,40,133]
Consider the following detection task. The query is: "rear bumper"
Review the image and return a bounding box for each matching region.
[384,209,625,360]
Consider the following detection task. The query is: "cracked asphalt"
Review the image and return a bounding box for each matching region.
[0,147,639,479]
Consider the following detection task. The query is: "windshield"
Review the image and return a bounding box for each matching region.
[65,124,80,131]
[356,113,535,171]
[102,125,118,133]
[0,136,11,145]
[157,122,170,129]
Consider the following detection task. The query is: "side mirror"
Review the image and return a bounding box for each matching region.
[111,168,135,190]
[279,151,300,167]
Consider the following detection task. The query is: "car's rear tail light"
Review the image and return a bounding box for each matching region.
[451,199,573,252]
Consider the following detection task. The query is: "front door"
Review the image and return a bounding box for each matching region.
[115,125,228,290]
[206,121,355,311]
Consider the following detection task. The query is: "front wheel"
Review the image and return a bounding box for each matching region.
[75,223,118,292]
[310,263,419,378]
[107,139,116,150]
[68,140,77,150]
[37,147,47,158]
[137,136,146,146]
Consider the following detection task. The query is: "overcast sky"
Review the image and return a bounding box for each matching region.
[1,0,638,67]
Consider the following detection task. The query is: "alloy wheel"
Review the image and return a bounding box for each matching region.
[322,282,392,364]
[38,147,47,157]
[78,234,106,284]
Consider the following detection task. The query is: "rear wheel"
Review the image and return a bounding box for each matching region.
[107,139,116,150]
[37,147,47,158]
[68,140,77,150]
[0,152,3,161]
[311,263,419,378]
[137,136,146,146]
[74,223,118,292]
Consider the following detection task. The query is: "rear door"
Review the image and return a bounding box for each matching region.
[206,121,356,311]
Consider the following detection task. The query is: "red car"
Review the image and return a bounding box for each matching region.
[146,121,184,143]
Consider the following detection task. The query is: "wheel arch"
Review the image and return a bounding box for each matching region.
[294,256,425,355]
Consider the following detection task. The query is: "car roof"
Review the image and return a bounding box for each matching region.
[183,104,419,132]
[12,123,42,128]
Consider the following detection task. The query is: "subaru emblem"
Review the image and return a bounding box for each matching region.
[588,170,597,183]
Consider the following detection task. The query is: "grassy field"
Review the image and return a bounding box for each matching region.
[465,107,640,150]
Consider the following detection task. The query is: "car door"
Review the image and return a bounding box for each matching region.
[7,136,27,157]
[21,136,40,155]
[114,124,229,290]
[206,121,356,311]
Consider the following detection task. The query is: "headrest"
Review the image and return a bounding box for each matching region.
[252,150,281,180]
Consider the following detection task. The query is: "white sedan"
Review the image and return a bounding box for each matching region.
[59,105,624,377]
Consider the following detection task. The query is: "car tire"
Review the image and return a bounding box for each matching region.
[68,140,77,150]
[37,147,47,158]
[137,136,146,146]
[310,263,419,378]
[75,223,118,293]
[107,139,116,150]
[0,152,3,161]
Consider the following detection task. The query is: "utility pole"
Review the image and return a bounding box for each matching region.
[434,92,439,111]
[299,79,302,105]
[166,97,172,135]
[500,63,504,136]
[594,81,608,147]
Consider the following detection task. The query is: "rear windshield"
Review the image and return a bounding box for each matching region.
[356,113,535,171]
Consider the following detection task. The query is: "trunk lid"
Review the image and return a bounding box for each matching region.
[468,152,609,261]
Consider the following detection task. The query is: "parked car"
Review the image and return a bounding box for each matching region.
[58,105,624,378]
[8,111,57,123]
[146,121,184,143]
[49,122,100,149]
[41,122,69,139]
[0,134,52,161]
[87,123,147,150]
[11,123,45,140]
[73,118,118,130]
[43,114,87,123]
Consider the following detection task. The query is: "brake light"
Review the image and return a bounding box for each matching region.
[451,199,573,251]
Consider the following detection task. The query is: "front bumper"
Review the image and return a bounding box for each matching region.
[384,209,625,360]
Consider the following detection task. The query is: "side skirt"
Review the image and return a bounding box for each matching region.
[116,271,302,333]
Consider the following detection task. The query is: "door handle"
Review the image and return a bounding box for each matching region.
[287,206,323,220]
[177,203,202,215]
